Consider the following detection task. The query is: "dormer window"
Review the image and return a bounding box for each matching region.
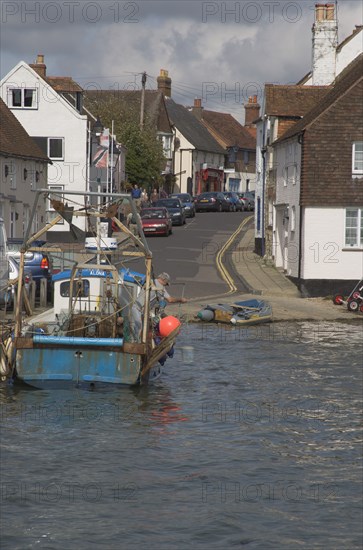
[7,87,38,109]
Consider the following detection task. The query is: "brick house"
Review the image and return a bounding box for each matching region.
[272,54,363,296]
[255,85,329,256]
[255,4,363,258]
[189,97,258,193]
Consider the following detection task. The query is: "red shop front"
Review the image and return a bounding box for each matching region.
[196,168,224,195]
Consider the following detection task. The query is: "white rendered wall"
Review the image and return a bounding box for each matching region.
[302,208,363,280]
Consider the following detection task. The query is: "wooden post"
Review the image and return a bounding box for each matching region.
[141,256,152,344]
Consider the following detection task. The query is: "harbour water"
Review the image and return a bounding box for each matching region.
[1,321,362,549]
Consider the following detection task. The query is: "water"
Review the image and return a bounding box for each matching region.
[1,321,362,549]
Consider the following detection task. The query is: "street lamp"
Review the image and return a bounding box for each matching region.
[93,116,104,137]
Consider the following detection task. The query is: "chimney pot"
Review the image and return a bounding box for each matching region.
[194,98,202,108]
[157,68,172,97]
[30,53,46,78]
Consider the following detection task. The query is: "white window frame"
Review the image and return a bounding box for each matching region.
[48,138,64,161]
[290,206,296,232]
[352,142,363,176]
[7,87,38,109]
[47,185,64,225]
[345,208,363,248]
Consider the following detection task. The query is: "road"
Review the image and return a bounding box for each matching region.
[126,211,253,301]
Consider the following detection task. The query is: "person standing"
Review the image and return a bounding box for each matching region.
[131,184,142,208]
[150,188,159,205]
[141,188,149,207]
[131,272,187,338]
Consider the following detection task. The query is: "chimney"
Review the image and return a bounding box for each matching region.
[157,69,171,97]
[191,98,203,120]
[244,95,260,127]
[29,54,46,78]
[312,3,337,85]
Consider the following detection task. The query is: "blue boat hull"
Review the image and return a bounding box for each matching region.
[15,346,152,389]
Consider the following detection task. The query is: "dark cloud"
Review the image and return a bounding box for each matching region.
[1,0,361,122]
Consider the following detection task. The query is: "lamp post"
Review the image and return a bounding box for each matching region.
[109,140,120,195]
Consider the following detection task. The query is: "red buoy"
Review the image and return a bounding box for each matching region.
[158,316,181,337]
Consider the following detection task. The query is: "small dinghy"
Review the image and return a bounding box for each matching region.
[197,299,272,326]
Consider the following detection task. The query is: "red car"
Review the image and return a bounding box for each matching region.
[141,207,173,236]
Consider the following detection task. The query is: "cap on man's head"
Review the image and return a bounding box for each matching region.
[158,272,170,285]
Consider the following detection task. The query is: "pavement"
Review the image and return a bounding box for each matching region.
[168,220,362,324]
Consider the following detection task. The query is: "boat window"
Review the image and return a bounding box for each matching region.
[60,279,90,298]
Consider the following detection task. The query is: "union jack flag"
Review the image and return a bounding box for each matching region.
[92,128,109,168]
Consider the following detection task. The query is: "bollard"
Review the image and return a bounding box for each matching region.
[39,278,47,307]
[28,280,36,309]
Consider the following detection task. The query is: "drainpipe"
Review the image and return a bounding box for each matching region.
[297,132,304,281]
[261,145,267,258]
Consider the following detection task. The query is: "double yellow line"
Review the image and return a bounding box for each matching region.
[216,216,253,295]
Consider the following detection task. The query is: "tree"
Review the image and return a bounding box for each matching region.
[85,94,166,189]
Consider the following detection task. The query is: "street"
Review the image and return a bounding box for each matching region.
[126,211,253,300]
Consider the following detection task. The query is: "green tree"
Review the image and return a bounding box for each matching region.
[85,94,166,189]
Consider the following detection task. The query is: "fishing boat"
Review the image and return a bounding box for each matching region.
[0,189,181,389]
[197,298,272,326]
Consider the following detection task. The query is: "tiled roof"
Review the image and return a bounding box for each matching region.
[165,99,225,154]
[45,76,83,93]
[84,90,172,134]
[276,53,363,143]
[264,85,330,117]
[199,110,256,150]
[0,98,50,162]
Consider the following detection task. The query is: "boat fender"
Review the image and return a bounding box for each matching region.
[158,316,181,338]
[197,308,215,322]
[0,338,13,377]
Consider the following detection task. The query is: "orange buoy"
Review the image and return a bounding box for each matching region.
[158,316,181,337]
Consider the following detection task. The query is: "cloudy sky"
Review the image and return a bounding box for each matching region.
[1,0,362,122]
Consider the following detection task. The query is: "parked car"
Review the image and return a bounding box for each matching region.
[153,199,186,226]
[223,192,244,211]
[169,193,196,218]
[7,256,33,309]
[239,192,255,211]
[7,238,53,297]
[195,192,231,212]
[140,207,173,236]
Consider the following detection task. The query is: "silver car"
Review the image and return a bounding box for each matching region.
[239,192,255,211]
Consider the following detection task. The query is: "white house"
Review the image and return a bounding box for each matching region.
[165,98,225,195]
[0,55,89,237]
[0,98,50,239]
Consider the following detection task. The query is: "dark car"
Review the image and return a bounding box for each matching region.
[154,199,186,226]
[223,192,244,212]
[7,238,53,297]
[239,191,255,211]
[169,193,196,218]
[195,192,231,212]
[141,207,173,236]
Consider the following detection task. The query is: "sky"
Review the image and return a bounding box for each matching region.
[1,0,362,122]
